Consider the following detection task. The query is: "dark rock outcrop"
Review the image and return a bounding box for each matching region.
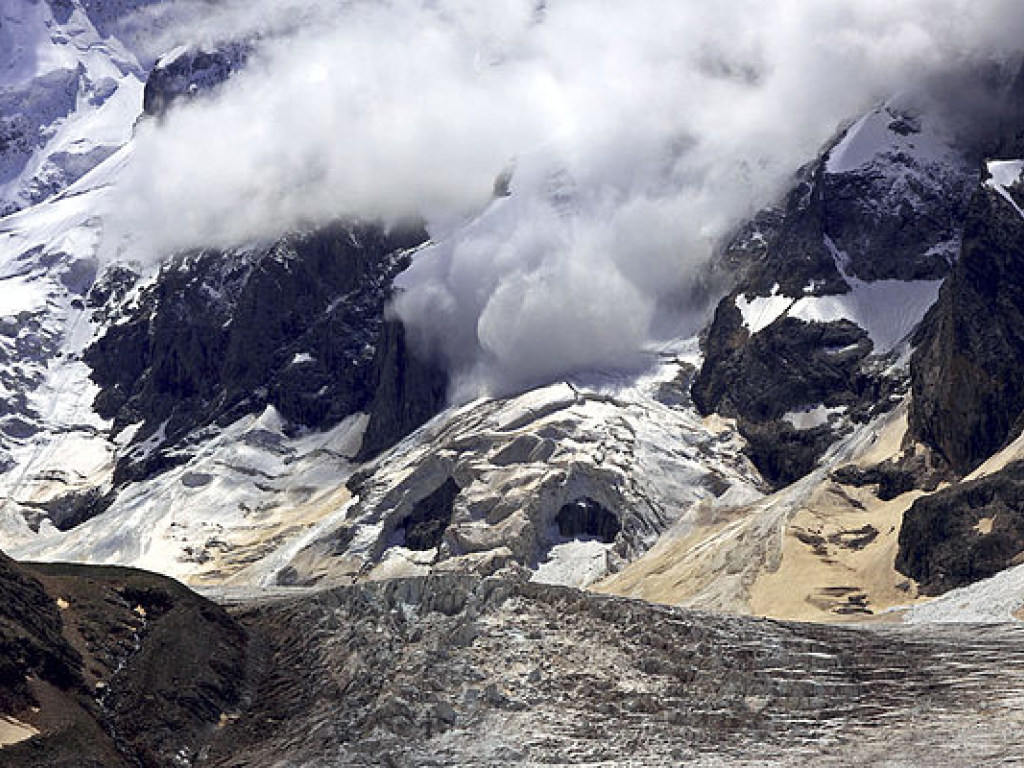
[694,94,982,489]
[694,313,872,423]
[909,180,1024,475]
[896,461,1024,595]
[86,221,435,487]
[357,319,447,461]
[739,421,839,490]
[832,457,939,502]
[399,477,460,551]
[143,43,250,119]
[720,161,848,298]
[821,108,973,283]
[692,304,884,488]
[0,552,80,714]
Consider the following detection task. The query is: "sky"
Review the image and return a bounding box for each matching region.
[107,0,1024,398]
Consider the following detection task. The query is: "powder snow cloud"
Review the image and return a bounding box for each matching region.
[107,0,1024,398]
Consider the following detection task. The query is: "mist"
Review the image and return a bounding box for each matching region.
[106,0,1024,399]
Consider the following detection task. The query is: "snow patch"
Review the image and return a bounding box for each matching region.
[0,274,49,316]
[533,540,613,589]
[827,103,958,175]
[788,278,942,353]
[986,159,1024,220]
[735,284,792,335]
[782,405,845,431]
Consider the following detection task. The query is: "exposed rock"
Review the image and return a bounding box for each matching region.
[20,487,115,532]
[897,460,1024,595]
[909,178,1024,475]
[694,93,979,490]
[399,477,460,551]
[86,221,428,487]
[693,309,880,488]
[822,104,973,282]
[143,43,250,119]
[357,319,447,462]
[695,315,872,423]
[726,161,848,297]
[0,552,80,714]
[832,449,946,502]
[738,420,839,490]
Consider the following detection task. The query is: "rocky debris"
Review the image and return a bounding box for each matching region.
[0,551,247,768]
[909,174,1024,475]
[86,221,431,488]
[897,460,1024,595]
[200,573,1024,766]
[832,448,946,502]
[143,43,250,119]
[5,558,1024,766]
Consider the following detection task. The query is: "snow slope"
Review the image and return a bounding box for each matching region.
[737,271,942,354]
[0,0,147,214]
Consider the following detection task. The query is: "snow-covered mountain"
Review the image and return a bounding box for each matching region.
[1,0,1024,629]
[0,0,155,215]
[6,1,1024,764]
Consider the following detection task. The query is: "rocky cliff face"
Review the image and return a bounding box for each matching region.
[897,460,1024,594]
[92,228,417,437]
[357,318,448,462]
[85,221,439,488]
[694,67,1024,494]
[691,98,972,487]
[908,165,1024,475]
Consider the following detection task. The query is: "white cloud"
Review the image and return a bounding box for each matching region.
[105,0,1024,397]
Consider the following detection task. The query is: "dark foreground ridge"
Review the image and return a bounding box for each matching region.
[0,551,245,767]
